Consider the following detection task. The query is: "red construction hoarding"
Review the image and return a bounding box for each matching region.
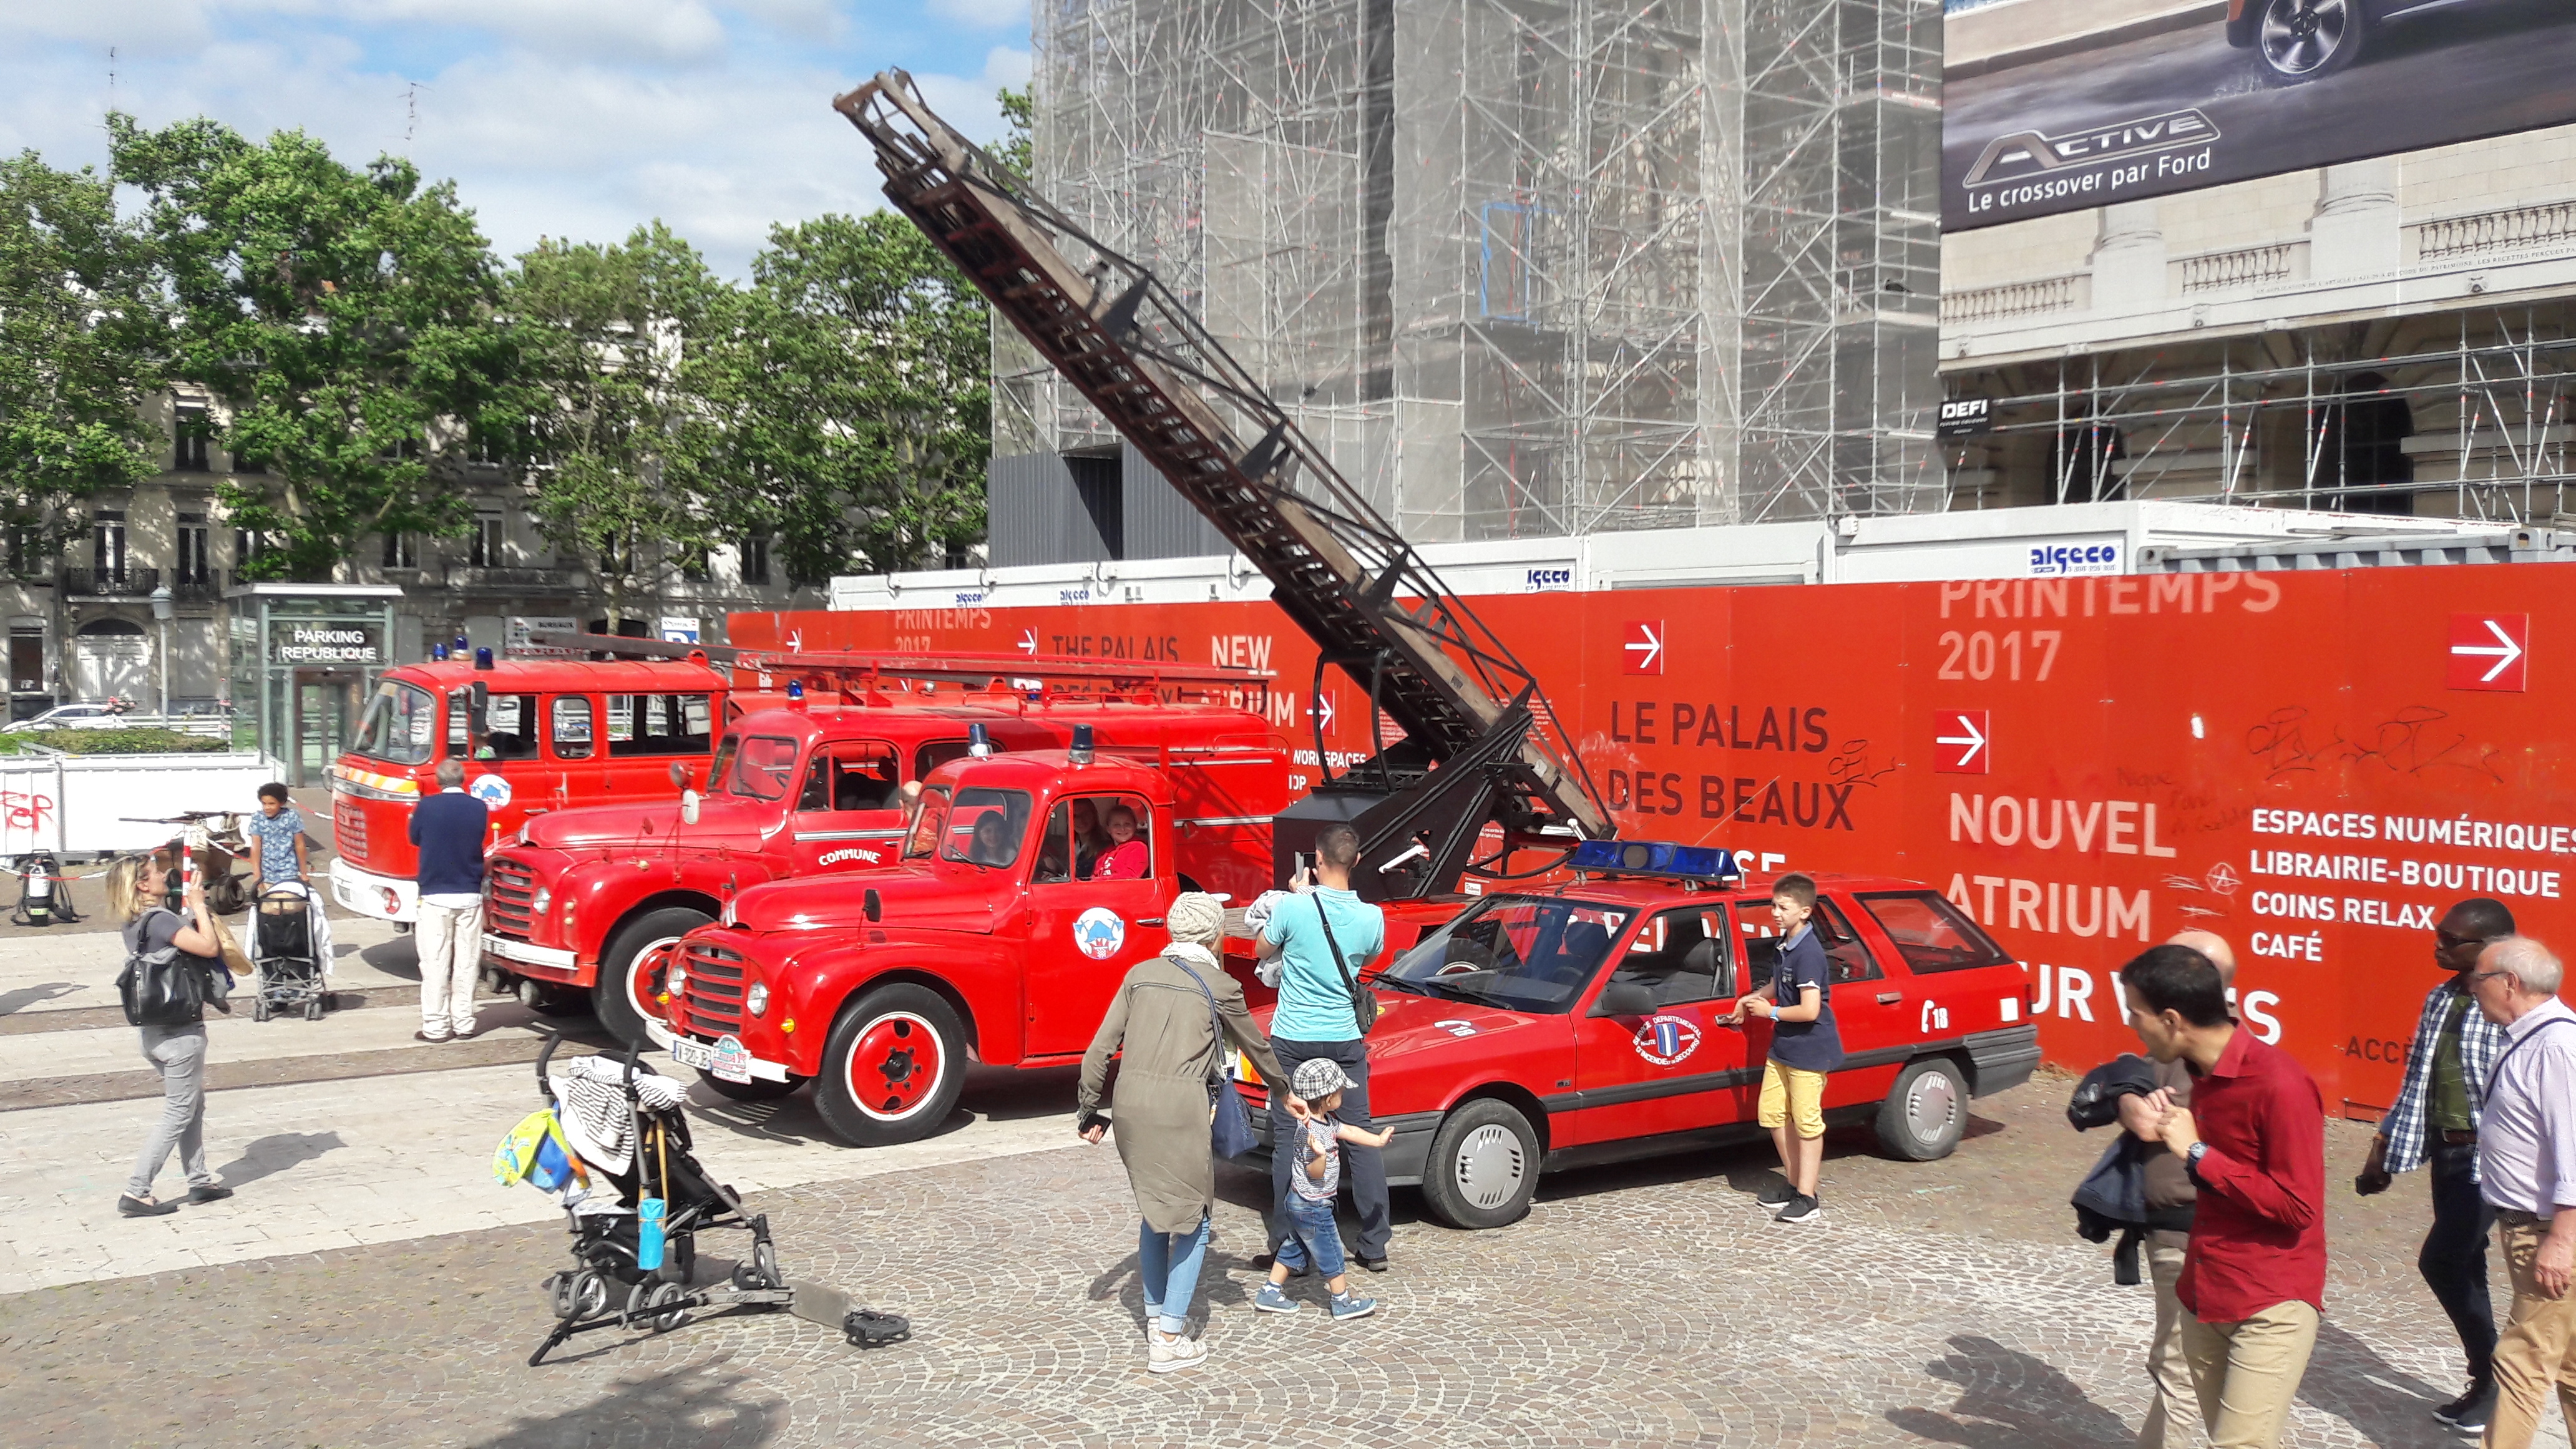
[734,562,2576,1118]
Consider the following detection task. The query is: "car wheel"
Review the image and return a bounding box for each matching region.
[592,907,711,1048]
[2253,0,2362,83]
[1875,1056,1969,1161]
[814,983,968,1148]
[698,1068,806,1103]
[1420,1098,1539,1230]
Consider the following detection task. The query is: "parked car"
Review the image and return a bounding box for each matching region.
[1225,840,2042,1229]
[6,702,135,733]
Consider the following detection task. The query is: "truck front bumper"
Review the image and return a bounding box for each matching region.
[645,1015,796,1083]
[329,859,416,924]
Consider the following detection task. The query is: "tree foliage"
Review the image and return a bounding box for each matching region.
[110,115,516,581]
[0,153,163,564]
[507,223,729,627]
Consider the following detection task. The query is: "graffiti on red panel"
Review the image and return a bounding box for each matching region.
[0,790,55,834]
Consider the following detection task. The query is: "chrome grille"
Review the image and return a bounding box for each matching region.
[484,856,537,939]
[333,798,368,864]
[681,942,746,1038]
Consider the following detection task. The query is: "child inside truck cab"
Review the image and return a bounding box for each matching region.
[1093,804,1148,881]
[1254,1057,1388,1322]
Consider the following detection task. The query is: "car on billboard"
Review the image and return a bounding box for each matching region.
[2230,0,2464,83]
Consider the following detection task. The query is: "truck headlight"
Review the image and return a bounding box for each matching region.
[666,963,689,999]
[531,887,552,917]
[746,983,770,1017]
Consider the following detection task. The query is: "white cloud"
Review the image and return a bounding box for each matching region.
[0,6,1027,278]
[925,0,1028,30]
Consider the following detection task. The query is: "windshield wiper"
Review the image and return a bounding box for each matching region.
[1378,973,1466,1001]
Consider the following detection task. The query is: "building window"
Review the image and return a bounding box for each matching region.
[93,510,127,583]
[470,513,504,568]
[9,622,42,695]
[7,527,32,579]
[381,532,417,569]
[175,409,210,472]
[177,517,211,585]
[600,532,628,577]
[234,529,268,568]
[742,535,771,587]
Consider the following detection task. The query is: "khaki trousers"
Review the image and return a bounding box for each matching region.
[2486,1211,2576,1449]
[2179,1297,2318,1449]
[2140,1237,2203,1449]
[415,898,484,1038]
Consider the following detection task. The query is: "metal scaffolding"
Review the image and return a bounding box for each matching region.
[1002,0,1949,543]
[1941,303,2576,523]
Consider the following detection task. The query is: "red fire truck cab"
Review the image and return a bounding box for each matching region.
[647,745,1266,1144]
[328,657,732,924]
[1225,841,2042,1229]
[484,701,1286,1045]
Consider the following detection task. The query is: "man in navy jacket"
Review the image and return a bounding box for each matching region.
[409,758,490,1042]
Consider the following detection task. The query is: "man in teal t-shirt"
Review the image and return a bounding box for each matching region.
[1256,822,1391,1271]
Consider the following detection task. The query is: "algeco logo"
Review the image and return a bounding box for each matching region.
[1964,109,2219,189]
[2029,543,2122,577]
[1524,567,1573,592]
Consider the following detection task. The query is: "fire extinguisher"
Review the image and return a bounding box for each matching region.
[9,852,76,927]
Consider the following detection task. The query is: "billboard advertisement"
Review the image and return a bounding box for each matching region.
[1942,0,2576,230]
[738,561,2576,1118]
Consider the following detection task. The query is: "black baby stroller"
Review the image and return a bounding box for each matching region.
[507,1037,909,1366]
[249,882,332,1022]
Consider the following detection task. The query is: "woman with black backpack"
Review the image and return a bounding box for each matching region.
[109,847,234,1217]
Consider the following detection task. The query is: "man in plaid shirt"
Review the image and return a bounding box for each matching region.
[2358,897,2517,1437]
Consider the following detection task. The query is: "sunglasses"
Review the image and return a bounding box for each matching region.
[2437,930,2487,949]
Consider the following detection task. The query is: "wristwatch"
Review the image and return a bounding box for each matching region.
[2185,1141,2209,1172]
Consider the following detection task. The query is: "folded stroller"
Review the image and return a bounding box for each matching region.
[501,1037,909,1366]
[249,882,333,1022]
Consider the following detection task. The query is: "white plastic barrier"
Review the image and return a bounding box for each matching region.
[0,749,280,859]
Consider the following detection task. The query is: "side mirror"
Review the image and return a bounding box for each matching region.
[668,763,688,789]
[864,888,882,924]
[1593,979,1655,1018]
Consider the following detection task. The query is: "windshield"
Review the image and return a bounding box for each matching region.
[1383,894,1633,1013]
[710,734,800,801]
[350,681,436,766]
[940,787,1033,869]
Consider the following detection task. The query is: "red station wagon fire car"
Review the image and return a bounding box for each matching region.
[1230,841,2041,1229]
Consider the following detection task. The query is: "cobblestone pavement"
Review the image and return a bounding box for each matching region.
[1,1071,2543,1449]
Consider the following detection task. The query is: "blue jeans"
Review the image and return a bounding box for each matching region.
[1273,1192,1346,1281]
[1138,1214,1211,1336]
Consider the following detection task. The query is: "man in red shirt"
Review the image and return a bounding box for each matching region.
[2122,942,2327,1449]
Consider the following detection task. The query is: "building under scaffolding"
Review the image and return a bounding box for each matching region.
[987,0,1946,564]
[1941,301,2576,525]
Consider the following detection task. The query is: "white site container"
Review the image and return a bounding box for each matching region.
[0,748,279,860]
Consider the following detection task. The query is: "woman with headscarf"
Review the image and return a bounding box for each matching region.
[107,847,234,1217]
[1078,892,1301,1373]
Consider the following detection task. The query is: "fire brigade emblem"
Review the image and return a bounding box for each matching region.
[469,773,513,808]
[1073,907,1127,960]
[1632,1013,1702,1068]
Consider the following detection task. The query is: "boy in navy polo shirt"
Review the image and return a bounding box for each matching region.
[1723,871,1843,1224]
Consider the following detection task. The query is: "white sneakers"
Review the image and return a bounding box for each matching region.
[1148,1330,1208,1373]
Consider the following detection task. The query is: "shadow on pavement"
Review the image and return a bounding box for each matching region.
[2300,1316,2452,1443]
[684,1063,1084,1150]
[213,1130,347,1190]
[474,1361,783,1448]
[1885,1333,2132,1448]
[361,938,420,979]
[0,981,85,1015]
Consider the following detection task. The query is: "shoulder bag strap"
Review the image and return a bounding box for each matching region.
[1170,959,1229,1081]
[1314,895,1359,999]
[2483,1016,2576,1109]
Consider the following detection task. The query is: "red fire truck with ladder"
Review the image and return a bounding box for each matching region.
[642,72,1630,1144]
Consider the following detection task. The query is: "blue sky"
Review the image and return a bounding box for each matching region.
[0,1,1032,276]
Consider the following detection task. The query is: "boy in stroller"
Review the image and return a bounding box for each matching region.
[248,881,333,1022]
[502,1038,908,1365]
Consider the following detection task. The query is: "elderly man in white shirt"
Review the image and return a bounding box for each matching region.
[2472,935,2576,1449]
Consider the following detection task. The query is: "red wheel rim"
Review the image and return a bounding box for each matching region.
[846,1011,944,1121]
[628,939,683,1023]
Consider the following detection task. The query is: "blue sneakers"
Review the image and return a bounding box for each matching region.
[1329,1291,1377,1321]
[1254,1284,1300,1314]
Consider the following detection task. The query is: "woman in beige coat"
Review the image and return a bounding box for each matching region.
[1079,892,1299,1373]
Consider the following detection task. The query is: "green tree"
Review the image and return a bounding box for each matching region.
[995,85,1035,178]
[508,223,730,628]
[109,115,514,580]
[724,211,990,580]
[0,153,163,570]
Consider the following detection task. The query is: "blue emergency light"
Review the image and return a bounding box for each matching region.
[1067,723,1093,766]
[786,680,804,700]
[452,634,469,656]
[431,643,449,660]
[1570,838,1741,882]
[473,646,494,670]
[968,722,994,758]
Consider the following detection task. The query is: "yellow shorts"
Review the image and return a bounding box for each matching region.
[1757,1058,1828,1138]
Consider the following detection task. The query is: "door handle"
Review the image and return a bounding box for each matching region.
[1875,991,1903,1005]
[1136,917,1165,927]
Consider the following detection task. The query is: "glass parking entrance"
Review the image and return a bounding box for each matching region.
[227,584,404,786]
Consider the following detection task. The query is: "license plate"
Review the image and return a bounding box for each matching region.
[710,1035,753,1084]
[668,1036,716,1071]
